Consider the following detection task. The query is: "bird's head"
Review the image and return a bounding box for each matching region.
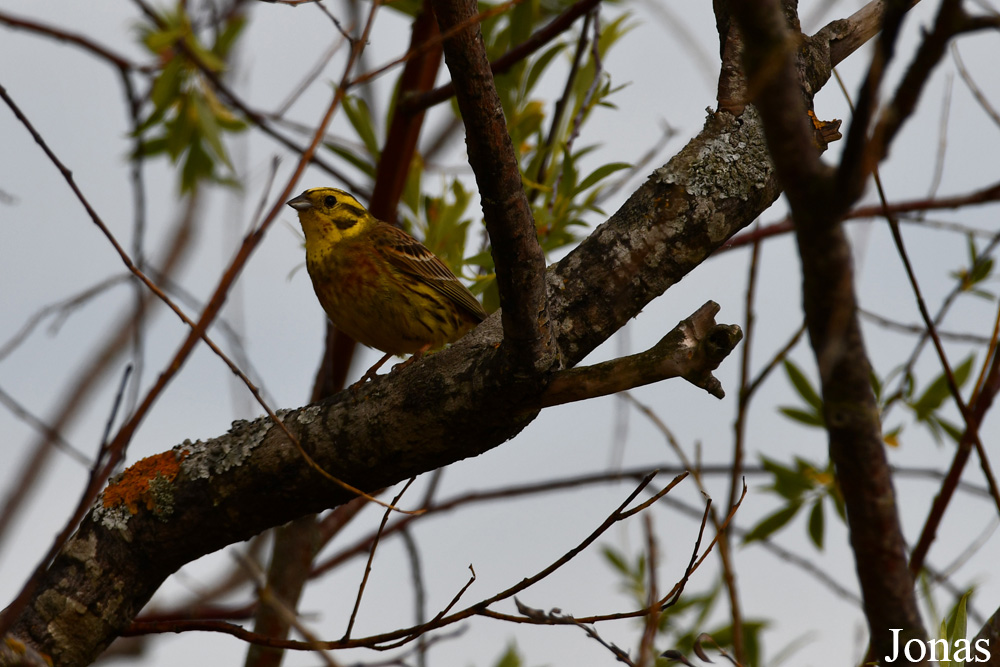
[287,188,374,244]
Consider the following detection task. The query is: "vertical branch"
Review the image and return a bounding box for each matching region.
[429,0,556,374]
[718,227,763,664]
[370,0,443,223]
[244,516,320,667]
[637,514,660,667]
[714,0,748,114]
[730,0,928,661]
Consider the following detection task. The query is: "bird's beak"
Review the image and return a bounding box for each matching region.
[286,194,313,211]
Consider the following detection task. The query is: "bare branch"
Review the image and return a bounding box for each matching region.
[430,0,555,373]
[537,302,741,407]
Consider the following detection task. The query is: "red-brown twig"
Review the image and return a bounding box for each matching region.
[722,181,1000,251]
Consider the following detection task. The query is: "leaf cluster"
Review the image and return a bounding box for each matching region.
[135,2,247,191]
[469,3,633,309]
[602,546,767,666]
[743,455,844,551]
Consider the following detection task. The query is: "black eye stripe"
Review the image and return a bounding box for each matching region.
[342,204,366,218]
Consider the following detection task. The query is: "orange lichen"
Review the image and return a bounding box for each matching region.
[103,450,188,514]
[3,637,53,666]
[808,109,843,147]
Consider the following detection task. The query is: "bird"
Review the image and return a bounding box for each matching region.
[287,187,487,385]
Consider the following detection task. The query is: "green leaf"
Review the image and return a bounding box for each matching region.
[601,546,629,575]
[743,502,801,544]
[324,142,376,179]
[342,95,380,160]
[576,161,631,194]
[953,355,976,388]
[164,103,195,160]
[508,0,534,57]
[761,456,814,500]
[941,589,972,667]
[911,355,975,421]
[149,57,185,117]
[382,0,421,17]
[936,416,965,444]
[135,135,169,158]
[192,91,229,168]
[784,360,823,411]
[705,620,768,667]
[778,406,825,428]
[493,642,523,667]
[524,42,566,95]
[969,257,993,284]
[940,618,953,667]
[808,498,825,550]
[212,15,246,58]
[920,570,940,627]
[870,368,884,403]
[180,139,213,192]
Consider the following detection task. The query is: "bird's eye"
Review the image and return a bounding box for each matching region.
[324,195,337,208]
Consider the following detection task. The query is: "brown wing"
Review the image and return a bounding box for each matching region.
[378,223,487,322]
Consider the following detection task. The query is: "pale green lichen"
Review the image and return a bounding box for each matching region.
[40,587,102,665]
[295,405,322,425]
[654,106,774,201]
[182,415,275,480]
[145,474,176,519]
[60,532,100,579]
[93,502,133,535]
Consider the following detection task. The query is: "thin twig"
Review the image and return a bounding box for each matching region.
[529,9,591,203]
[548,7,602,216]
[722,181,1000,251]
[661,497,714,612]
[723,221,763,660]
[952,42,1000,130]
[743,323,807,399]
[638,514,659,667]
[0,274,131,362]
[859,309,993,345]
[344,478,416,640]
[0,386,90,466]
[235,552,341,666]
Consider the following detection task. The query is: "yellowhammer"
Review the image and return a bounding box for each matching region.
[287,187,487,385]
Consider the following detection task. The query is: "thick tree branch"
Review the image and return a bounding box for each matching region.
[819,0,921,71]
[430,0,555,373]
